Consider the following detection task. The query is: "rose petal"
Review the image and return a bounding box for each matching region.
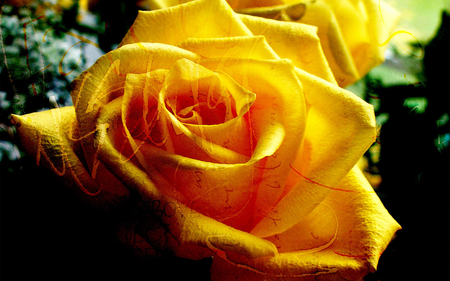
[300,0,399,82]
[11,107,128,207]
[251,68,377,237]
[211,166,401,280]
[199,58,307,230]
[177,36,280,61]
[147,0,190,10]
[148,0,285,10]
[119,0,252,48]
[97,125,279,261]
[237,13,337,84]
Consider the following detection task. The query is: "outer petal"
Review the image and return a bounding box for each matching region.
[237,13,337,84]
[177,36,280,62]
[120,0,252,47]
[251,69,377,237]
[210,166,401,280]
[147,0,285,10]
[147,0,191,10]
[10,107,128,209]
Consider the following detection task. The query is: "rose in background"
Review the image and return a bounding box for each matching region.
[11,0,399,280]
[148,0,399,87]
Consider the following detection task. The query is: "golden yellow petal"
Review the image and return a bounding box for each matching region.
[120,0,252,47]
[211,166,400,280]
[146,0,285,10]
[294,0,399,84]
[199,58,307,231]
[147,0,191,10]
[227,0,283,10]
[238,13,337,84]
[97,127,279,260]
[11,107,128,207]
[177,36,280,61]
[354,0,400,76]
[251,68,377,237]
[263,166,400,262]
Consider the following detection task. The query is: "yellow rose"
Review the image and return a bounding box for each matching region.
[148,0,400,87]
[12,0,400,279]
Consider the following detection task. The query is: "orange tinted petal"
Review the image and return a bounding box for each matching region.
[200,58,307,230]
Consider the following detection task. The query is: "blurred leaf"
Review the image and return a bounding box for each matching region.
[403,97,428,113]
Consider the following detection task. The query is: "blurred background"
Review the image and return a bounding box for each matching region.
[0,0,449,280]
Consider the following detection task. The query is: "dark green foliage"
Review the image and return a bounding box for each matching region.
[365,11,450,281]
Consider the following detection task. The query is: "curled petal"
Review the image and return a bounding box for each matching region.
[251,68,377,237]
[237,13,337,84]
[71,43,200,176]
